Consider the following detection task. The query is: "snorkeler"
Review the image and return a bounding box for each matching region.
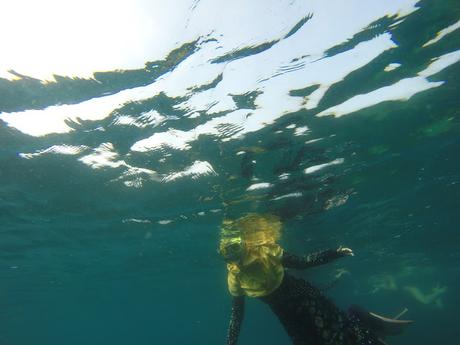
[219,214,412,345]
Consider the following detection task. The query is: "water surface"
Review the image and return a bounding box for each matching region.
[1,1,459,344]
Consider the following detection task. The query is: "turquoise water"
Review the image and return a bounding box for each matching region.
[1,1,459,344]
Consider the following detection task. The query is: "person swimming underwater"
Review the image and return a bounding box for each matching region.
[219,213,412,345]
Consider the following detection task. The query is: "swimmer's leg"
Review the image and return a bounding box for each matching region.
[349,304,413,340]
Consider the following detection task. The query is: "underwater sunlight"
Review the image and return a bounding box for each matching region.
[1,0,459,344]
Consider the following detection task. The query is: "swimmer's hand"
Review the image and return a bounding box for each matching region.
[337,246,354,257]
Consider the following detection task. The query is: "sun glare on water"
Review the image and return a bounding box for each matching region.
[0,0,186,80]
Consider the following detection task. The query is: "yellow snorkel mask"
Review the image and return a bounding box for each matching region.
[219,237,244,263]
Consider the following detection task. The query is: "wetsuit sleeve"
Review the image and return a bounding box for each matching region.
[226,296,245,345]
[282,249,343,269]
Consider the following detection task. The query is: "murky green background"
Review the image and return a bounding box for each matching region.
[1,1,459,344]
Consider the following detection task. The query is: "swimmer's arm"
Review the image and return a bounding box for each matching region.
[282,246,353,269]
[226,296,245,345]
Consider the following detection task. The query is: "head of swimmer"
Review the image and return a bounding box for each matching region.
[218,213,282,263]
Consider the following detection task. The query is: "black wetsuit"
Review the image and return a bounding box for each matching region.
[226,250,381,345]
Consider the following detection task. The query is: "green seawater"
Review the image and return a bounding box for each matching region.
[1,1,459,344]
